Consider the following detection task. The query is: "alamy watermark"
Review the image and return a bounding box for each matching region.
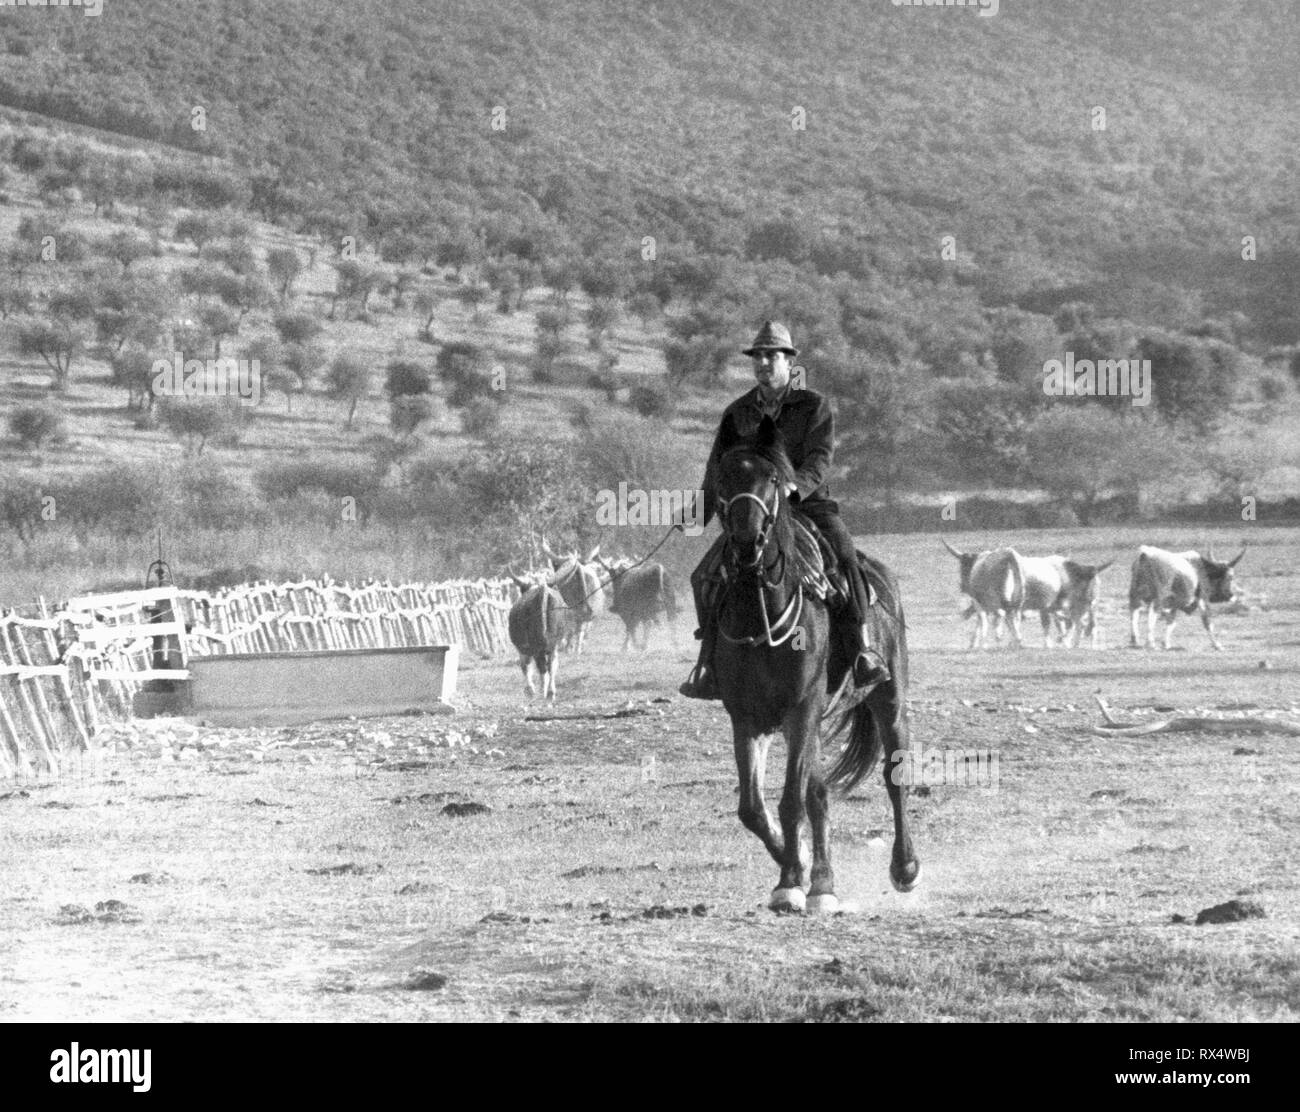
[0,0,102,16]
[891,746,1000,791]
[1042,352,1151,407]
[152,353,262,406]
[595,483,704,537]
[892,0,999,17]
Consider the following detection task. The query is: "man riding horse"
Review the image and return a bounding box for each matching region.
[680,320,891,700]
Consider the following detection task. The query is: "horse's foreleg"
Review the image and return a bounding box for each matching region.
[879,692,921,893]
[790,698,836,912]
[774,700,820,903]
[733,721,783,868]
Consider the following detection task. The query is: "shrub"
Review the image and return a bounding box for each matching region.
[1258,372,1288,403]
[8,404,64,451]
[628,383,675,419]
[436,342,496,407]
[171,463,268,531]
[254,460,378,524]
[0,470,45,544]
[158,397,247,455]
[460,397,502,438]
[325,352,373,429]
[385,359,433,399]
[390,394,435,437]
[55,464,162,538]
[110,345,158,410]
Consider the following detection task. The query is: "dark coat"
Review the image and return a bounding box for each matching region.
[701,385,836,527]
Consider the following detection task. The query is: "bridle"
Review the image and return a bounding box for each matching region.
[716,477,803,648]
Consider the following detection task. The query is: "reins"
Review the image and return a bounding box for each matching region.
[513,523,686,612]
[716,481,806,648]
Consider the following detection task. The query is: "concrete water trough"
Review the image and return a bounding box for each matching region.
[133,645,458,726]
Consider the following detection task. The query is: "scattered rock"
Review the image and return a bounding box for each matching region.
[304,863,383,877]
[53,904,96,926]
[479,911,546,925]
[40,800,75,809]
[561,862,662,879]
[1089,788,1127,800]
[129,872,172,885]
[974,907,1050,920]
[441,801,490,817]
[1195,899,1266,926]
[810,997,881,1021]
[53,900,142,926]
[403,970,448,991]
[1232,747,1262,757]
[642,904,707,920]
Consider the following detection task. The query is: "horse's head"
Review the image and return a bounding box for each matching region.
[716,415,795,572]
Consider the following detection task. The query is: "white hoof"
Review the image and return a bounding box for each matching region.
[769,887,806,913]
[806,893,839,915]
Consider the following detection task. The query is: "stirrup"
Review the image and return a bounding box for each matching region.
[853,649,891,687]
[678,662,719,701]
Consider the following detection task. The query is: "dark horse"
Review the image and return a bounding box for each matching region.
[712,416,921,912]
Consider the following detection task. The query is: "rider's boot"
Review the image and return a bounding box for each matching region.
[851,622,891,688]
[679,623,720,700]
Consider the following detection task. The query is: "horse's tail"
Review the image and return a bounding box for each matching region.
[826,699,885,795]
[826,558,907,794]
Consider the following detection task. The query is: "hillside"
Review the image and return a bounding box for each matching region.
[2,0,1296,336]
[0,0,1297,604]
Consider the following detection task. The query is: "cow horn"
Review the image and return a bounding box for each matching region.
[1094,559,1114,574]
[540,536,558,560]
[941,539,964,559]
[585,544,601,562]
[1228,546,1246,568]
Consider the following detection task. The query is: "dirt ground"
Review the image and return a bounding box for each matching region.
[2,526,1297,1022]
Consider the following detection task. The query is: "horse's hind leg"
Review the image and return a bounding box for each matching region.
[877,688,921,892]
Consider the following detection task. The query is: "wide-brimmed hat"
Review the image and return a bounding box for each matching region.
[742,320,798,357]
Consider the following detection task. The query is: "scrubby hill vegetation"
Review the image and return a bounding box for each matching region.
[0,0,1297,601]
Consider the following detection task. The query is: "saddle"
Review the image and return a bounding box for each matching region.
[702,513,876,611]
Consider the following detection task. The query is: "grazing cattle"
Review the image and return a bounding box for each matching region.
[943,542,1025,648]
[1128,545,1244,651]
[946,542,1113,648]
[506,575,571,701]
[541,541,605,652]
[1050,558,1114,647]
[594,558,679,651]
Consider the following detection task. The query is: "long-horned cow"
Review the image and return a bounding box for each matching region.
[541,539,605,652]
[1049,557,1114,647]
[507,574,571,701]
[945,541,1113,648]
[943,542,1025,648]
[594,557,679,651]
[1128,545,1244,650]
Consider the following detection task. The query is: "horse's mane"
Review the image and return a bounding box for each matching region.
[718,415,797,489]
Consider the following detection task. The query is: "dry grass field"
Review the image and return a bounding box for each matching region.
[2,525,1297,1022]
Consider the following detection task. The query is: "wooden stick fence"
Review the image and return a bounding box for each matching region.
[0,577,518,780]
